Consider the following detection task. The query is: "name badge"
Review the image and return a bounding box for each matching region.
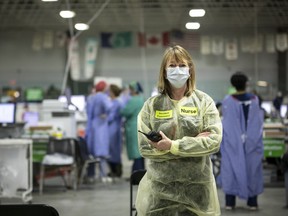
[180,107,198,116]
[155,110,173,119]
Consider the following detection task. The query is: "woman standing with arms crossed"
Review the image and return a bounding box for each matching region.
[136,45,222,216]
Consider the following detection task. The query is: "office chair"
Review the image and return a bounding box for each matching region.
[0,204,59,216]
[39,137,79,195]
[76,136,100,186]
[130,169,146,216]
[211,152,221,178]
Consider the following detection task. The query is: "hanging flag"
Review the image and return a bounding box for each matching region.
[101,32,132,48]
[138,32,170,48]
[276,33,288,52]
[225,38,238,60]
[265,34,275,53]
[240,36,252,53]
[170,29,184,47]
[170,29,184,45]
[56,31,67,48]
[250,36,257,53]
[170,30,200,51]
[32,32,42,51]
[43,30,54,49]
[211,36,224,55]
[257,34,264,52]
[138,32,146,47]
[69,39,81,81]
[146,33,162,48]
[84,38,98,80]
[200,36,211,55]
[250,34,263,53]
[184,33,200,50]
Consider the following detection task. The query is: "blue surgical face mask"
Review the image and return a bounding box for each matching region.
[166,66,190,88]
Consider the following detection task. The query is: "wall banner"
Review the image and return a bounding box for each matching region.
[84,38,98,80]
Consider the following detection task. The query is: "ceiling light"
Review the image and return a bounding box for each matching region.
[257,81,268,87]
[189,9,206,17]
[59,10,75,18]
[41,0,58,2]
[185,22,200,30]
[75,23,89,31]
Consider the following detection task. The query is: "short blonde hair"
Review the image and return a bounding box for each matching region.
[157,45,195,97]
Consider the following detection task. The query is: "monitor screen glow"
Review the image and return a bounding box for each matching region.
[261,101,272,114]
[25,88,44,102]
[58,95,86,111]
[280,105,287,118]
[0,103,16,124]
[22,111,39,126]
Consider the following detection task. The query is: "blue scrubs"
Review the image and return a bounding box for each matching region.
[220,93,264,206]
[86,92,112,177]
[108,98,123,164]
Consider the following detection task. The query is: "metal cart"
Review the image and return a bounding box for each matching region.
[0,139,33,203]
[263,122,287,183]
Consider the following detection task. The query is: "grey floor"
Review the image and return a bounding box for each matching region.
[1,158,288,216]
[31,178,287,216]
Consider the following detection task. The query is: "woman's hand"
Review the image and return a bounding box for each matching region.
[196,132,211,137]
[149,131,172,151]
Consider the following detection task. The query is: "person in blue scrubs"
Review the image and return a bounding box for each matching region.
[107,84,123,177]
[86,80,112,182]
[220,72,264,210]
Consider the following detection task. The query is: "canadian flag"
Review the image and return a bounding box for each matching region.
[138,32,170,48]
[276,33,288,52]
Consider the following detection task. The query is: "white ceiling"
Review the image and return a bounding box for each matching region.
[0,0,288,33]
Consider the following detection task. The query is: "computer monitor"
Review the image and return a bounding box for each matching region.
[280,104,287,118]
[24,87,44,102]
[22,111,39,126]
[0,103,16,125]
[58,95,86,112]
[261,101,272,114]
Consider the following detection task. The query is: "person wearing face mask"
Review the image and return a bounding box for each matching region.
[136,45,223,215]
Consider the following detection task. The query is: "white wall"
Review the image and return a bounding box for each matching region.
[0,29,284,101]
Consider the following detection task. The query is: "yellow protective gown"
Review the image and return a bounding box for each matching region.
[136,89,222,216]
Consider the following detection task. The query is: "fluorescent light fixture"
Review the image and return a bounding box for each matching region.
[257,81,268,87]
[59,10,75,18]
[41,0,58,2]
[75,23,89,31]
[189,9,206,17]
[185,22,200,30]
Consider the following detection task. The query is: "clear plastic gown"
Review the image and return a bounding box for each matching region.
[136,89,223,216]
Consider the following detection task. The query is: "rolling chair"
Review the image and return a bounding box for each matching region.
[39,137,79,195]
[76,136,100,186]
[211,151,221,178]
[130,169,146,216]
